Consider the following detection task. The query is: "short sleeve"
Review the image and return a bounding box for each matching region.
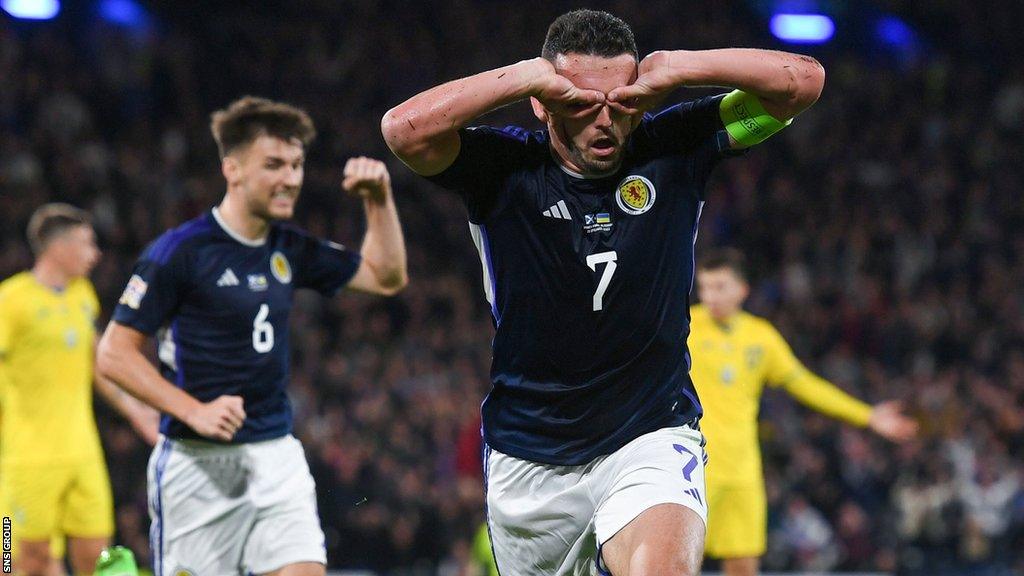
[112,245,191,335]
[425,126,533,222]
[763,324,805,387]
[291,231,362,297]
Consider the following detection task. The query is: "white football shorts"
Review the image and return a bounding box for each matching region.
[147,434,327,576]
[484,423,708,576]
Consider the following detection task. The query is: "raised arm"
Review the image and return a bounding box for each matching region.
[96,322,245,442]
[381,58,605,175]
[342,157,408,296]
[609,48,824,120]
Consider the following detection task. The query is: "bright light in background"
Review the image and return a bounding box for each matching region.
[99,0,148,28]
[770,13,835,44]
[1,0,60,20]
[876,16,915,48]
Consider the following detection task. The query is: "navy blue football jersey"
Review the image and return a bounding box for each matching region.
[113,209,361,442]
[427,95,742,465]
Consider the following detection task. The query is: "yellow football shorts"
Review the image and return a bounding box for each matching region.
[0,458,114,547]
[704,481,768,559]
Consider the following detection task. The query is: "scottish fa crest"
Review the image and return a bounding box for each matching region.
[270,251,292,284]
[615,175,656,215]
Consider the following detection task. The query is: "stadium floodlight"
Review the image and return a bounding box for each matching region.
[99,0,148,27]
[770,13,835,43]
[1,0,60,20]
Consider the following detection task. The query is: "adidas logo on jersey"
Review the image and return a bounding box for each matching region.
[542,200,571,220]
[217,268,240,287]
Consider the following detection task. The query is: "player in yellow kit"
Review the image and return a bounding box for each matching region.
[691,249,917,576]
[0,204,157,576]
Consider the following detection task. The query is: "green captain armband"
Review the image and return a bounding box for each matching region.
[719,90,793,147]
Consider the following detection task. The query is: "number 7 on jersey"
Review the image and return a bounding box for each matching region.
[586,251,617,311]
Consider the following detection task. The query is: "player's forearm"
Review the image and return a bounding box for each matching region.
[381,58,548,173]
[96,334,202,425]
[94,373,139,420]
[660,48,824,119]
[782,370,872,427]
[359,192,408,295]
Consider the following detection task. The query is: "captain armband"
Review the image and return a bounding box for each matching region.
[719,90,793,147]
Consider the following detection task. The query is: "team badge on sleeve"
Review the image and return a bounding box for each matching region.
[118,275,148,309]
[270,251,292,284]
[616,175,657,215]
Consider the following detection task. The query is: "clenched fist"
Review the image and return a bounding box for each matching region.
[343,157,392,204]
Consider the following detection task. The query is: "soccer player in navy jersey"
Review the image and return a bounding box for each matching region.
[383,9,824,576]
[96,97,407,576]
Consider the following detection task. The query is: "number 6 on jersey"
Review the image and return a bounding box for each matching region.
[252,303,274,353]
[586,251,617,311]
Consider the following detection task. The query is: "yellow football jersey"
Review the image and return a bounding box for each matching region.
[689,304,872,487]
[0,272,103,465]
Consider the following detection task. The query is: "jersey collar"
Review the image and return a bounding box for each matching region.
[212,207,267,247]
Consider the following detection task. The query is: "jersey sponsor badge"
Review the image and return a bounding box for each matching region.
[270,251,292,284]
[745,346,764,369]
[64,328,78,348]
[615,175,656,215]
[247,274,269,292]
[583,212,613,234]
[119,275,148,309]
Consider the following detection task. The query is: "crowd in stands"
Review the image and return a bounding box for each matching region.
[1,1,1021,573]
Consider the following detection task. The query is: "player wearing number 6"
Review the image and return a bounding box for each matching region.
[383,9,823,575]
[96,97,407,576]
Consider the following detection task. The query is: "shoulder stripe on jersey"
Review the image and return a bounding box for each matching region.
[468,222,499,324]
[146,215,214,265]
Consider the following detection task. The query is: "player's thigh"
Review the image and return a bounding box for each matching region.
[61,457,114,540]
[262,562,325,576]
[67,536,109,576]
[242,436,326,575]
[148,438,255,576]
[704,483,767,560]
[593,425,708,576]
[721,556,760,576]
[485,446,598,576]
[601,503,705,576]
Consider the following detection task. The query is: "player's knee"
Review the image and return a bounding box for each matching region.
[15,544,53,576]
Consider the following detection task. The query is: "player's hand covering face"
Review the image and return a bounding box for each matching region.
[607,51,681,116]
[228,135,305,221]
[531,53,641,176]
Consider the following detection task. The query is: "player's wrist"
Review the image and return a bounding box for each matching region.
[521,58,557,98]
[652,50,699,88]
[362,188,392,208]
[176,397,206,430]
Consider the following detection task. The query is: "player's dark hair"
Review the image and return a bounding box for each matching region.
[541,9,638,62]
[210,96,316,159]
[26,203,92,255]
[698,248,748,281]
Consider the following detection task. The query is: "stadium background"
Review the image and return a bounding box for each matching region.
[1,0,1022,574]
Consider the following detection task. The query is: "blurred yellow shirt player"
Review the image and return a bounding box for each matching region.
[0,204,156,576]
[691,248,917,576]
